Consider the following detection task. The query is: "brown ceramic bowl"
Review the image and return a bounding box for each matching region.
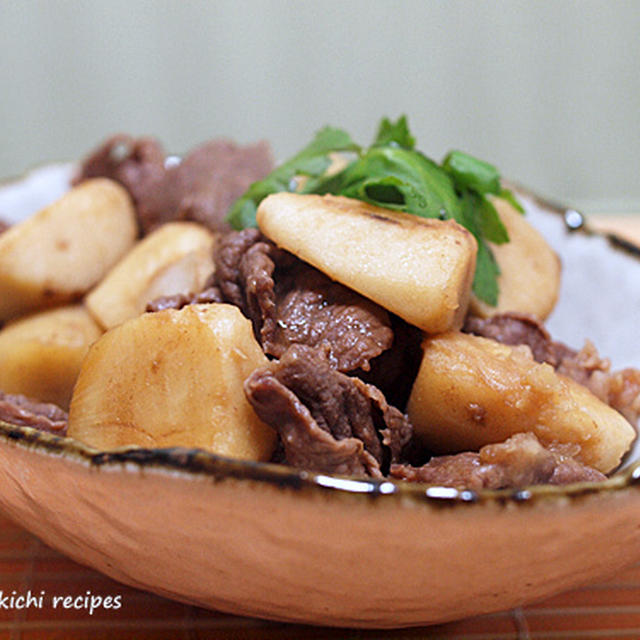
[0,166,639,628]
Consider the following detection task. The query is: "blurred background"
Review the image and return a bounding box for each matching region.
[1,0,639,214]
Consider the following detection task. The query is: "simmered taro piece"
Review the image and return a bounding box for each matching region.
[67,304,276,461]
[85,221,217,330]
[257,193,478,334]
[244,344,413,477]
[0,391,67,435]
[75,135,273,234]
[465,312,640,425]
[215,229,394,373]
[409,331,635,473]
[0,179,137,323]
[391,432,606,489]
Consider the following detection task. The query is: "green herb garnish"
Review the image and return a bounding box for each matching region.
[227,117,522,306]
[372,115,416,149]
[227,126,360,229]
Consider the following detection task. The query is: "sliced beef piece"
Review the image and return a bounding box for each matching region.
[464,312,606,374]
[464,312,557,363]
[215,230,394,373]
[247,369,381,477]
[553,338,608,385]
[0,392,67,435]
[363,379,413,466]
[244,345,413,477]
[550,340,640,424]
[269,263,393,372]
[390,432,606,489]
[585,366,640,426]
[73,134,168,234]
[464,312,640,425]
[145,286,224,313]
[215,227,265,310]
[356,314,423,411]
[74,135,273,235]
[167,139,273,232]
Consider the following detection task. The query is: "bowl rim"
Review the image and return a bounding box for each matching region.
[3,420,640,508]
[1,173,639,509]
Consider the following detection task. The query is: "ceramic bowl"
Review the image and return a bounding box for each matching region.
[0,166,639,629]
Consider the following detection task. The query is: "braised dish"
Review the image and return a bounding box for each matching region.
[0,120,639,627]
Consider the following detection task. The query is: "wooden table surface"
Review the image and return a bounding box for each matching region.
[0,215,638,640]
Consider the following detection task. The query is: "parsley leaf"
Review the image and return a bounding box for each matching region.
[307,146,462,220]
[227,116,522,306]
[226,126,360,229]
[499,187,525,214]
[372,115,416,149]
[455,189,501,306]
[472,240,501,307]
[442,149,513,256]
[442,150,501,195]
[478,196,509,245]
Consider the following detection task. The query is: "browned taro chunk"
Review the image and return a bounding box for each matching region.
[244,344,413,477]
[390,432,606,490]
[74,135,273,235]
[0,391,67,435]
[215,230,394,373]
[464,312,640,425]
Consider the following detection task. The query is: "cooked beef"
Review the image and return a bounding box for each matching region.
[464,312,557,363]
[244,345,413,477]
[549,339,640,424]
[390,432,606,489]
[553,338,608,385]
[268,262,394,372]
[165,139,273,232]
[0,392,67,435]
[0,220,10,234]
[464,312,602,373]
[581,363,640,425]
[247,368,381,477]
[215,230,394,373]
[215,227,265,310]
[74,135,273,235]
[356,315,423,411]
[145,286,224,313]
[74,134,167,233]
[464,312,640,425]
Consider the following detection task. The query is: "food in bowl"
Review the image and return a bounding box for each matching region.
[0,117,638,492]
